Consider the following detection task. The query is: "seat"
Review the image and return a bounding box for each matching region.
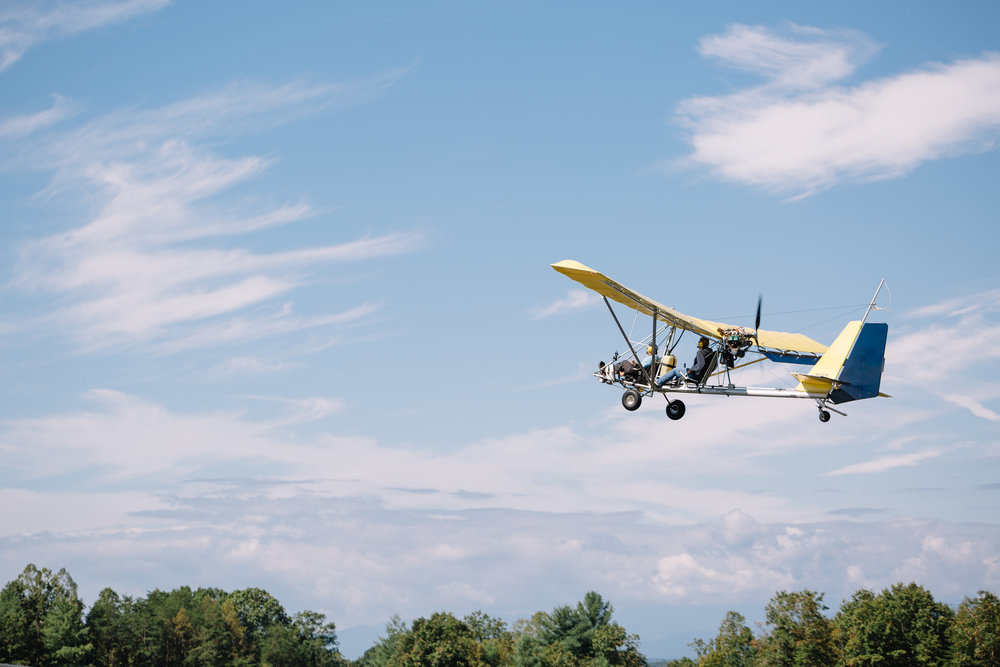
[685,351,718,387]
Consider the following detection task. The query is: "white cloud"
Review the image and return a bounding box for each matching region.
[908,288,1000,318]
[256,396,345,429]
[211,356,297,377]
[1,389,279,481]
[2,359,999,644]
[9,76,421,351]
[0,0,168,72]
[697,23,880,89]
[941,393,1000,422]
[886,291,1000,392]
[677,24,1000,196]
[0,95,73,138]
[825,449,944,476]
[0,487,168,534]
[530,289,600,319]
[653,552,795,600]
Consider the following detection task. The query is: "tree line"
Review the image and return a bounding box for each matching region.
[0,565,643,667]
[1,564,998,666]
[667,584,999,667]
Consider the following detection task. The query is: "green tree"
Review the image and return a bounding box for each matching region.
[0,564,91,666]
[184,592,251,667]
[230,587,292,647]
[172,606,197,661]
[125,585,245,667]
[464,611,515,667]
[514,592,645,667]
[262,622,306,667]
[87,587,134,667]
[691,611,756,667]
[293,609,346,667]
[756,590,837,666]
[43,594,91,666]
[537,591,614,660]
[221,597,256,666]
[388,612,486,667]
[949,590,1000,666]
[357,615,410,667]
[0,575,31,664]
[591,622,646,667]
[835,582,954,666]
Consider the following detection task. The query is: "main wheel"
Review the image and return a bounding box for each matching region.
[622,390,642,411]
[666,399,686,420]
[818,409,831,423]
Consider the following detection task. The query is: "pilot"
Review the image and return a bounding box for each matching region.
[614,344,660,380]
[656,336,712,387]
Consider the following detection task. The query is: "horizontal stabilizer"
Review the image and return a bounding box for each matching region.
[792,372,838,395]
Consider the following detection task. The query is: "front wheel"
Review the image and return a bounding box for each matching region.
[818,409,831,423]
[666,400,686,421]
[622,390,642,411]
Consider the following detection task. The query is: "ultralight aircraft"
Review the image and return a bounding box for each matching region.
[552,260,889,422]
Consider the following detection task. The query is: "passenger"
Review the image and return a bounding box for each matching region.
[614,344,660,380]
[656,337,712,387]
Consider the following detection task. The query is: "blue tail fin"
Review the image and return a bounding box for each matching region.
[829,322,888,404]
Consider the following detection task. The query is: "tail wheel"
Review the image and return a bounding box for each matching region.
[818,409,831,423]
[666,400,686,421]
[622,390,642,411]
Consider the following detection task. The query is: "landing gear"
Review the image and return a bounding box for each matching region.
[622,389,642,411]
[818,409,831,423]
[666,399,686,421]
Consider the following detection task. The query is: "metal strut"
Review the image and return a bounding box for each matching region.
[862,279,887,324]
[818,400,848,417]
[603,297,655,387]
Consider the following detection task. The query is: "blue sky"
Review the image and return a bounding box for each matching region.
[2,1,1000,659]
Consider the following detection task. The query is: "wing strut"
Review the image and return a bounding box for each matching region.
[603,297,655,387]
[651,311,658,386]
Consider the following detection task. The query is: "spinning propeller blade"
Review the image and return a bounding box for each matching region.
[754,294,762,344]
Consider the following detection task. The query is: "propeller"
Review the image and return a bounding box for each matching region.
[753,294,762,345]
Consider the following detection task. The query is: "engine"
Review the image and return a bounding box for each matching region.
[717,327,754,367]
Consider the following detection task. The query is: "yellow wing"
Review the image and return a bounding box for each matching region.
[552,259,828,355]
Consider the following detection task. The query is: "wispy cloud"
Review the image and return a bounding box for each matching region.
[9,74,420,352]
[698,23,880,89]
[887,290,1000,388]
[677,23,1000,197]
[941,394,1000,422]
[0,95,73,138]
[530,289,600,319]
[825,449,944,476]
[908,288,1000,318]
[210,357,297,378]
[0,0,168,72]
[0,387,813,518]
[154,302,383,355]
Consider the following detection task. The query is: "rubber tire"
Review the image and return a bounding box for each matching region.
[666,400,686,421]
[819,410,831,423]
[622,390,642,411]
